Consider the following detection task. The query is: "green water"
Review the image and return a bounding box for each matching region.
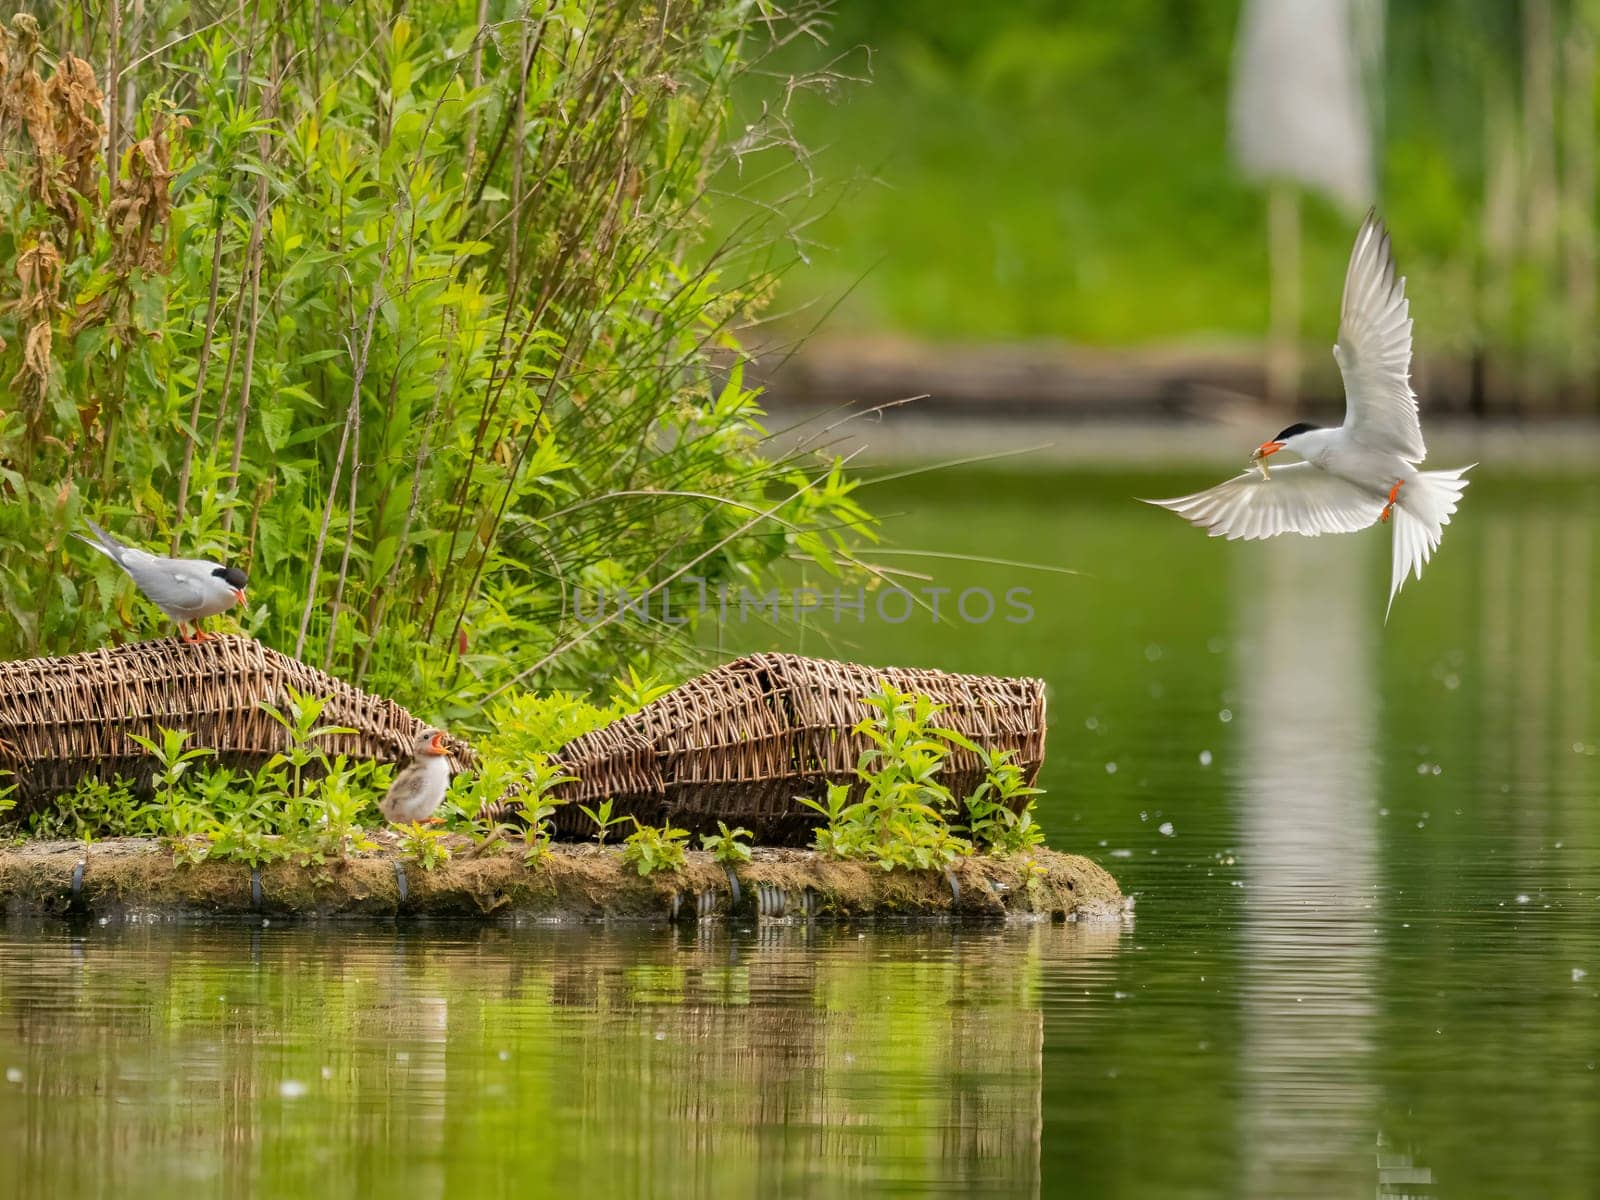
[4,465,1599,1197]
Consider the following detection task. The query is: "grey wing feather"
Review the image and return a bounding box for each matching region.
[1143,463,1384,540]
[1333,213,1427,461]
[123,562,208,617]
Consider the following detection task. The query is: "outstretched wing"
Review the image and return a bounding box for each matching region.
[1143,463,1385,541]
[1333,212,1427,462]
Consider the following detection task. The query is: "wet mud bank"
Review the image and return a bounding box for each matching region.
[0,839,1123,924]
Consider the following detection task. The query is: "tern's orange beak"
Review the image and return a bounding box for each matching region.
[1251,440,1284,461]
[232,588,247,605]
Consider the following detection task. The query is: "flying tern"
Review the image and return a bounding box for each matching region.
[1146,213,1473,617]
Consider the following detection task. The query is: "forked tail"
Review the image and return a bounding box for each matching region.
[73,517,129,567]
[1387,465,1475,620]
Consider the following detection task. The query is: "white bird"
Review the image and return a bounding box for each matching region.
[379,730,453,824]
[1146,213,1473,618]
[76,518,248,642]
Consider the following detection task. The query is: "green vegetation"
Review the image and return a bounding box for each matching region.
[27,689,388,865]
[800,683,1047,870]
[700,821,754,866]
[395,821,453,871]
[621,818,691,877]
[0,1,874,716]
[755,2,1600,397]
[579,798,629,845]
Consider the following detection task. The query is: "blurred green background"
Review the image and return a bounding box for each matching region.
[733,0,1598,410]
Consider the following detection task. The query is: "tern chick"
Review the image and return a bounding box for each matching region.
[380,730,453,825]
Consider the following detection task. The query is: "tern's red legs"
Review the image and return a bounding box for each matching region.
[1380,479,1404,524]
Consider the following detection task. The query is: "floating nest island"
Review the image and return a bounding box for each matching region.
[0,638,1123,924]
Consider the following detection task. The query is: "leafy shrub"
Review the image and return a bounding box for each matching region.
[0,3,872,717]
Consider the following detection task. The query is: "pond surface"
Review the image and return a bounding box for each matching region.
[3,464,1599,1198]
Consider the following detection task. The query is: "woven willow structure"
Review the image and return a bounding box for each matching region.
[0,635,466,810]
[491,653,1047,844]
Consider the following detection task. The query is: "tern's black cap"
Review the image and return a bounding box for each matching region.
[213,565,248,589]
[1273,422,1322,441]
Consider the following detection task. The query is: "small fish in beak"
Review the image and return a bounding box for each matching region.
[1250,439,1284,480]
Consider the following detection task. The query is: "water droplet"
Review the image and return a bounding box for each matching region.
[1158,822,1175,837]
[395,1052,409,1063]
[1110,849,1133,859]
[1144,644,1163,662]
[1575,968,1588,982]
[1084,716,1099,731]
[279,1080,307,1099]
[1516,894,1531,905]
[498,1050,510,1062]
[4,1068,21,1085]
[320,1066,333,1080]
[1198,750,1212,766]
[1218,709,1232,723]
[1104,762,1118,775]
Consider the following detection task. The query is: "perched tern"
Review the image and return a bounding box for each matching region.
[380,730,453,824]
[76,518,248,642]
[1146,213,1473,618]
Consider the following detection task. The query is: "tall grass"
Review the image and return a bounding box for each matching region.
[0,1,873,718]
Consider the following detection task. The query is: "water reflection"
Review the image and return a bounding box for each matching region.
[1235,537,1379,1196]
[0,921,1125,1200]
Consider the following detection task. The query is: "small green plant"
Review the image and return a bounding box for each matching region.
[621,820,690,877]
[507,755,576,863]
[0,779,15,823]
[700,821,753,866]
[259,689,357,800]
[611,666,674,713]
[481,692,619,764]
[963,748,1047,855]
[396,822,453,871]
[799,685,1051,870]
[799,684,973,872]
[127,727,216,856]
[579,798,629,845]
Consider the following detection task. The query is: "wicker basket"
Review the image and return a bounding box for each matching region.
[0,635,469,810]
[490,653,1047,845]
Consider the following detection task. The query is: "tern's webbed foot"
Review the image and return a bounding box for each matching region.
[1380,479,1404,524]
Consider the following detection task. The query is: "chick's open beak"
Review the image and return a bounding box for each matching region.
[1251,440,1284,462]
[428,732,448,756]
